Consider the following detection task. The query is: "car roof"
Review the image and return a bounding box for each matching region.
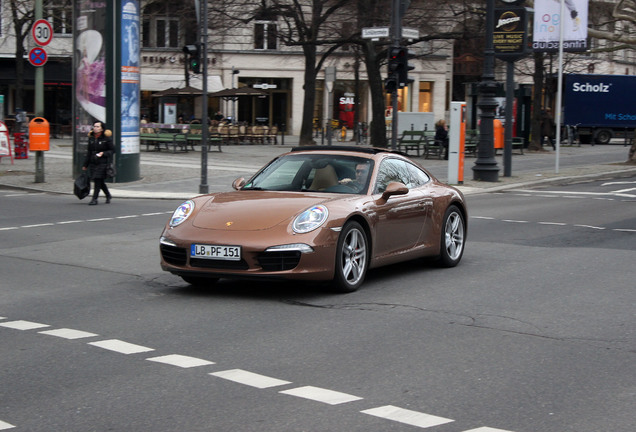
[290,145,407,157]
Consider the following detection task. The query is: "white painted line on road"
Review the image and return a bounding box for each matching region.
[88,339,155,355]
[21,223,55,228]
[142,212,168,216]
[146,354,214,368]
[573,224,606,230]
[0,419,15,430]
[361,405,454,429]
[472,216,495,220]
[614,228,636,233]
[56,220,84,224]
[538,221,567,226]
[210,369,291,389]
[463,427,515,432]
[280,386,363,405]
[116,215,139,219]
[0,320,50,330]
[39,328,99,339]
[501,219,529,223]
[0,227,19,231]
[86,217,114,222]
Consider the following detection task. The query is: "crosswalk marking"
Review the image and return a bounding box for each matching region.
[361,405,454,428]
[210,369,291,389]
[280,386,362,405]
[39,328,99,339]
[0,320,50,330]
[146,354,214,368]
[0,419,15,430]
[88,339,154,355]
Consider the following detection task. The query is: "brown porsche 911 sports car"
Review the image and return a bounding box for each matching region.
[160,146,467,292]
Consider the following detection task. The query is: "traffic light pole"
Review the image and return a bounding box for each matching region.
[199,0,209,194]
[389,0,401,150]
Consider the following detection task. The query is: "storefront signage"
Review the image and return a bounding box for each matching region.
[494,7,529,60]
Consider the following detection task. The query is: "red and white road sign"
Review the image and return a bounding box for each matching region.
[28,47,48,67]
[32,19,53,46]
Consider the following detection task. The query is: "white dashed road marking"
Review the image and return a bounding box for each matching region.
[146,354,214,368]
[0,420,15,430]
[464,427,515,432]
[0,211,172,232]
[0,320,50,330]
[280,386,363,405]
[88,339,155,355]
[210,369,291,389]
[39,328,99,339]
[361,405,454,428]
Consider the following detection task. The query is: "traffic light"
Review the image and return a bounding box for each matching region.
[387,47,415,88]
[182,44,201,74]
[384,76,397,93]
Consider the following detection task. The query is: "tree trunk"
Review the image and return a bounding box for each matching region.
[363,41,388,148]
[298,46,318,146]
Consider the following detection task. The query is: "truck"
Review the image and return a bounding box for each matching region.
[564,74,636,144]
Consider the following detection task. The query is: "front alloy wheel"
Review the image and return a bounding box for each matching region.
[439,205,465,267]
[333,221,368,292]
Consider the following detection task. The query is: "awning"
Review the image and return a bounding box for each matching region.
[140,74,223,92]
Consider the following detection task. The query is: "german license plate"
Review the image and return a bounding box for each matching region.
[191,244,241,261]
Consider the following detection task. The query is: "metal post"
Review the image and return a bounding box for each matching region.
[472,0,500,182]
[503,61,514,177]
[390,0,401,150]
[199,0,209,194]
[34,0,45,183]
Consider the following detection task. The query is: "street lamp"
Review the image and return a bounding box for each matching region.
[231,67,240,124]
[472,0,500,182]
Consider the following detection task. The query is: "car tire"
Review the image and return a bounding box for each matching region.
[593,129,612,145]
[438,205,465,267]
[333,221,368,293]
[181,275,219,286]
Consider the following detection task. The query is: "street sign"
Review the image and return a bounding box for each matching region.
[28,47,48,67]
[362,27,390,39]
[32,19,53,46]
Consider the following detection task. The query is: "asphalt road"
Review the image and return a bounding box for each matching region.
[1,175,634,432]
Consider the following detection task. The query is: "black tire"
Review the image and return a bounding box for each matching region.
[181,275,219,286]
[593,129,612,145]
[438,205,465,267]
[333,221,368,293]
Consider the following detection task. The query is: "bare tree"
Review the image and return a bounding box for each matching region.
[6,0,35,112]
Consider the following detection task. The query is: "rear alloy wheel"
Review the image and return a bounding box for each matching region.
[439,205,465,267]
[333,221,368,292]
[181,276,219,287]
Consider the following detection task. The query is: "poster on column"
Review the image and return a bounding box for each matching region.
[120,0,140,154]
[533,0,588,52]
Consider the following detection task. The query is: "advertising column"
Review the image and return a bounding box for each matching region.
[73,0,140,182]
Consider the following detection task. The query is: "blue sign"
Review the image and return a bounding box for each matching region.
[29,47,48,67]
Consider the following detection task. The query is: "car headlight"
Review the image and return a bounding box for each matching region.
[292,205,328,234]
[169,200,195,228]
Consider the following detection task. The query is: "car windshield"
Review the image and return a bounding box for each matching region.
[242,153,374,194]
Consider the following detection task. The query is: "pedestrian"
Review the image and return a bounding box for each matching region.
[435,119,449,160]
[541,107,556,150]
[82,121,114,205]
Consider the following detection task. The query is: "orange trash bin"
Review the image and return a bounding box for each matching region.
[29,117,50,151]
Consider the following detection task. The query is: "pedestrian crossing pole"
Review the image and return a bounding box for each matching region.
[34,0,45,183]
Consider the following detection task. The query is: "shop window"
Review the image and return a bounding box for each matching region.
[46,0,72,35]
[419,82,433,112]
[255,22,277,50]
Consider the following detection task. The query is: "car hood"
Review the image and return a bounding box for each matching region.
[192,191,335,231]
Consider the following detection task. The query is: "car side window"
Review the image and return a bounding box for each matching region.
[406,162,430,187]
[374,159,412,193]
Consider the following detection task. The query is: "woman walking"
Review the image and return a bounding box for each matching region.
[82,121,114,205]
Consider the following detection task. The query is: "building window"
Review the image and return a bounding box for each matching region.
[46,0,72,35]
[145,17,180,48]
[419,82,433,112]
[254,22,277,50]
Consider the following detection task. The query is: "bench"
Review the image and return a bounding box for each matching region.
[140,131,189,153]
[494,137,525,155]
[185,125,223,152]
[424,135,445,159]
[398,130,426,156]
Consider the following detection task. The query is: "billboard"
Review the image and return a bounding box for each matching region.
[533,0,588,52]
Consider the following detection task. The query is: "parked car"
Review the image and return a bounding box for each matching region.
[160,146,467,292]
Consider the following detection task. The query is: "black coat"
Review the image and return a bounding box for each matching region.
[83,130,114,180]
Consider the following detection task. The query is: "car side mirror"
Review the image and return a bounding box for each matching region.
[381,181,409,200]
[232,177,246,190]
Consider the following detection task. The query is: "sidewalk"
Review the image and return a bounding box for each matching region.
[1,136,635,200]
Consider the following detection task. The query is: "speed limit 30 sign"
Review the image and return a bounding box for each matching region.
[32,19,53,46]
